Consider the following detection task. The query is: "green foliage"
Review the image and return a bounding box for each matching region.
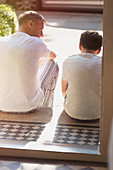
[0,4,17,37]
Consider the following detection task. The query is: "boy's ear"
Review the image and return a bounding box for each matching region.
[96,48,101,54]
[28,20,33,29]
[79,43,82,51]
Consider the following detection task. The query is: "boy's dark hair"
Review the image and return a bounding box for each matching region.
[18,11,46,26]
[80,31,102,51]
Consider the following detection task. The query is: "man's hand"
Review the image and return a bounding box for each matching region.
[49,51,57,60]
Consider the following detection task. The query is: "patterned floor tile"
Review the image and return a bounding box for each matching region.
[0,167,9,170]
[0,161,20,170]
[0,161,16,165]
[56,165,73,170]
[6,163,20,170]
[53,125,99,146]
[80,167,95,170]
[0,122,99,147]
[0,163,4,168]
[0,122,45,142]
[69,165,108,170]
[0,161,108,170]
[17,164,59,170]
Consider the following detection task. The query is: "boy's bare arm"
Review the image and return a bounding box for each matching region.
[62,79,68,98]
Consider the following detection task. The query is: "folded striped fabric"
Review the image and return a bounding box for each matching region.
[40,60,59,107]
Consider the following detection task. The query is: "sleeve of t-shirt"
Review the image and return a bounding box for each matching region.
[37,39,51,59]
[62,61,68,80]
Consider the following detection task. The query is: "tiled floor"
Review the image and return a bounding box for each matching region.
[0,159,108,170]
[0,122,99,146]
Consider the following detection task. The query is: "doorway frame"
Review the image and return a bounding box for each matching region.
[0,0,112,163]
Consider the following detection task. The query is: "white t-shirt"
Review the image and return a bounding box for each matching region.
[0,32,50,112]
[62,53,102,120]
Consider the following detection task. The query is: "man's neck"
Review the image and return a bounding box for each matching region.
[18,26,29,35]
[18,28,25,33]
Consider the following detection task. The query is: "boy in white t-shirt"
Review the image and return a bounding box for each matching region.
[62,31,102,123]
[0,11,59,113]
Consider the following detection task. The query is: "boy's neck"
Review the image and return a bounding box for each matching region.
[81,48,96,54]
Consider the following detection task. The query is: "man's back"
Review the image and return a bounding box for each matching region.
[62,53,102,120]
[0,32,50,112]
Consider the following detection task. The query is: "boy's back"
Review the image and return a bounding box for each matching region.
[62,53,102,120]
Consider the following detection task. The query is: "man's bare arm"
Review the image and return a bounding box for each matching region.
[62,79,68,98]
[39,51,56,67]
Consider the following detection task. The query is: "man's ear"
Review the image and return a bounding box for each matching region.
[28,20,33,29]
[79,43,82,51]
[96,48,101,54]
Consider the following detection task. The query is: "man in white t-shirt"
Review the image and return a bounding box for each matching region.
[62,31,102,122]
[0,11,59,113]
